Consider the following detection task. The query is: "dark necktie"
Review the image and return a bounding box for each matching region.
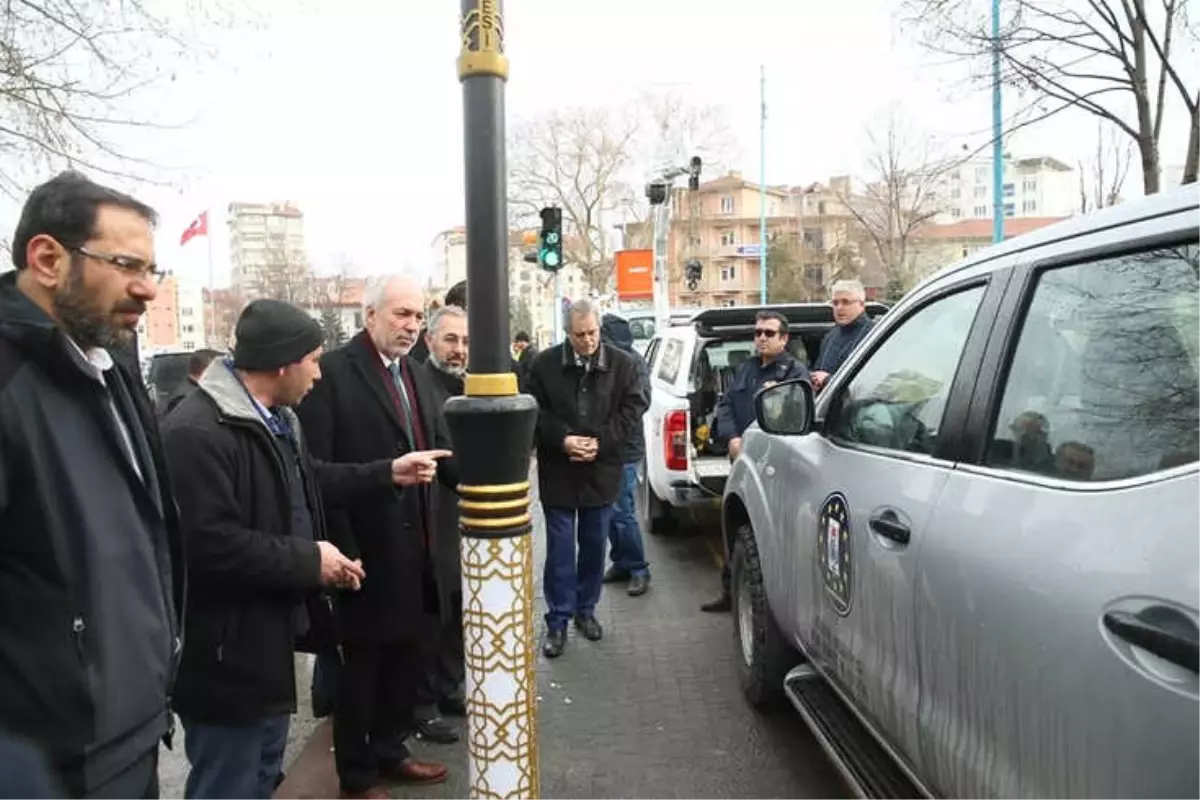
[388,360,416,448]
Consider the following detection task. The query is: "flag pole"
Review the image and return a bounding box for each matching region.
[206,208,217,348]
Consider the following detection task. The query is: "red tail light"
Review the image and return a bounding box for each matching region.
[664,410,689,472]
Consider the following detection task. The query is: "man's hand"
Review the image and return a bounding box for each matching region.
[567,436,598,462]
[728,437,744,461]
[317,541,366,590]
[392,449,453,487]
[564,435,598,462]
[811,370,830,391]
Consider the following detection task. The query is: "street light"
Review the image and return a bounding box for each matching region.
[446,1,539,797]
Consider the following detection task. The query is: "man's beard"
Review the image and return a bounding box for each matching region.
[431,354,466,378]
[53,258,141,349]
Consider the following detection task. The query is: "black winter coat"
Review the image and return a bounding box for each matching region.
[526,343,647,508]
[162,361,396,724]
[295,331,459,643]
[426,363,465,617]
[0,273,184,789]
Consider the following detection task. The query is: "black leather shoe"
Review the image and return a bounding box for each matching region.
[543,628,567,658]
[701,593,732,613]
[627,573,650,596]
[602,566,630,584]
[415,717,459,744]
[574,615,603,641]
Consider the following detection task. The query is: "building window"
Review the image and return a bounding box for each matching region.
[180,307,193,317]
[720,196,735,214]
[1022,199,1038,213]
[720,265,737,281]
[1023,179,1037,192]
[974,205,988,217]
[719,230,737,247]
[950,188,961,199]
[951,208,962,219]
[1003,183,1015,198]
[974,185,987,198]
[1004,203,1016,217]
[975,166,988,181]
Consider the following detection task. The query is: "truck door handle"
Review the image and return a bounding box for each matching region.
[1103,608,1199,673]
[868,510,910,545]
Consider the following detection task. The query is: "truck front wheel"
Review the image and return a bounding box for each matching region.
[731,524,801,708]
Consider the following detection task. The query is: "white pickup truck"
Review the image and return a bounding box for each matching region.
[639,303,888,533]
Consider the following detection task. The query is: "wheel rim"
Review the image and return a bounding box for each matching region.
[737,572,755,667]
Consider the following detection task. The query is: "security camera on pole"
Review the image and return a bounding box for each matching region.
[450,1,540,797]
[645,156,702,330]
[522,206,565,344]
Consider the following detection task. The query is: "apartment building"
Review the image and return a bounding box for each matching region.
[936,155,1076,221]
[227,201,310,300]
[137,276,180,353]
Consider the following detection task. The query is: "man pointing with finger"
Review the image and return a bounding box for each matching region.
[163,299,446,798]
[297,274,460,798]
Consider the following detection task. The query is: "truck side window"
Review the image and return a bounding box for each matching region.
[827,286,985,456]
[656,339,684,384]
[985,243,1199,481]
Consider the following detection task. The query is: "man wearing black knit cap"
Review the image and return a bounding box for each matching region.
[162,299,450,799]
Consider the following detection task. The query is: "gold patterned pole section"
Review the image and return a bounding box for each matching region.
[447,1,539,798]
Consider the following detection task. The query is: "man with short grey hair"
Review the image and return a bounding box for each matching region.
[413,302,469,736]
[525,299,647,658]
[811,279,874,391]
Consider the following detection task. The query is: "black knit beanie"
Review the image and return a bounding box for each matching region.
[232,298,325,371]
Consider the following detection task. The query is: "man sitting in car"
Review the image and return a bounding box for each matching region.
[702,310,809,613]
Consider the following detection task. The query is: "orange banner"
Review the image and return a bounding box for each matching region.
[615,249,653,300]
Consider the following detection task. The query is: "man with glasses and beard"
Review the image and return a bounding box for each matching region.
[0,171,184,797]
[701,310,808,613]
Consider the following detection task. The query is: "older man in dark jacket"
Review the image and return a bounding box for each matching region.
[163,300,447,799]
[526,300,648,658]
[599,313,652,596]
[0,171,183,798]
[416,304,469,731]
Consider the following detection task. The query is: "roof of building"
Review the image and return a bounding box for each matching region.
[914,216,1069,240]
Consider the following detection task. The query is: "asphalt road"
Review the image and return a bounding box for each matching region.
[163,477,847,799]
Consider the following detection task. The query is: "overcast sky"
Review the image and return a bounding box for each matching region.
[3,0,1196,287]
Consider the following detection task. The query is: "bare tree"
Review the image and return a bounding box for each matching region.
[0,1,263,197]
[901,0,1199,193]
[508,104,638,291]
[838,110,958,301]
[508,91,740,291]
[253,241,313,305]
[1079,120,1135,210]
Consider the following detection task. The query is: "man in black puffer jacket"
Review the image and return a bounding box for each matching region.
[599,313,652,596]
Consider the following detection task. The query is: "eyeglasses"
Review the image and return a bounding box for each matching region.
[754,328,781,339]
[74,246,164,283]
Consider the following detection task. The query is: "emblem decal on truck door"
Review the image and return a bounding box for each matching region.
[817,492,853,616]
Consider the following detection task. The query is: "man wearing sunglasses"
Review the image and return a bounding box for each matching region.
[0,171,181,797]
[701,310,809,613]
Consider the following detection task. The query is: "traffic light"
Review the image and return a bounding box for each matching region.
[538,206,563,272]
[688,156,702,191]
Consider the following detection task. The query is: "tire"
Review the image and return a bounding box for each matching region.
[731,524,801,708]
[638,460,675,535]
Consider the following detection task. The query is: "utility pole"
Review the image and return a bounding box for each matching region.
[759,65,768,303]
[446,2,539,797]
[991,0,1004,244]
[647,157,702,330]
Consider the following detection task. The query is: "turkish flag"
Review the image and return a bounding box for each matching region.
[180,212,208,246]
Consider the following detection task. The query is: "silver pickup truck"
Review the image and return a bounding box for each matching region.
[722,186,1199,798]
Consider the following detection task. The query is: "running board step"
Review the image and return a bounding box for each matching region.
[784,665,924,799]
